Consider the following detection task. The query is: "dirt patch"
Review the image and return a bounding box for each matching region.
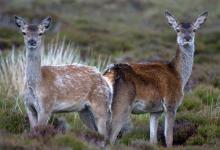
[158,119,198,145]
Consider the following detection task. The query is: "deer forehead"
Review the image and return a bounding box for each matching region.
[178,23,194,31]
[24,24,42,33]
[27,25,39,31]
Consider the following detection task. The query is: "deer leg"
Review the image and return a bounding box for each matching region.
[26,104,38,129]
[92,106,110,140]
[109,103,132,145]
[164,105,177,147]
[119,117,133,137]
[109,80,135,145]
[24,92,38,129]
[150,112,161,144]
[79,105,98,132]
[86,85,112,148]
[37,110,51,126]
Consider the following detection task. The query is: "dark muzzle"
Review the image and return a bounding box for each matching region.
[28,39,37,47]
[184,36,191,42]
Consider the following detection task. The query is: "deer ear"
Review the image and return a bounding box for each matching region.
[40,16,52,32]
[15,16,26,28]
[165,11,179,30]
[193,11,208,30]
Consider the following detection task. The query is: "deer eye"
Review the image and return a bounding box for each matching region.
[193,29,197,32]
[176,28,180,33]
[39,33,43,36]
[22,32,26,35]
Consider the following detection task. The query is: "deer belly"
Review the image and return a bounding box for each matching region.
[53,100,89,113]
[131,100,163,114]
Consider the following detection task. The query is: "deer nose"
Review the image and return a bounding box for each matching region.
[28,39,37,46]
[184,36,191,42]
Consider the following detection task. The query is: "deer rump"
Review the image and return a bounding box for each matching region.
[103,63,172,115]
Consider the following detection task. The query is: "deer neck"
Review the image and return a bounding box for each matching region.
[25,47,42,89]
[172,43,195,89]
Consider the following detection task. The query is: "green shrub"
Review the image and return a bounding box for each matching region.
[194,85,220,105]
[197,125,218,142]
[187,125,220,145]
[0,111,26,134]
[176,113,208,125]
[212,78,220,89]
[119,128,148,145]
[54,134,93,150]
[179,95,202,112]
[187,135,206,145]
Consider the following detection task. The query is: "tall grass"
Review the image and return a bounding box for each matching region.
[0,39,110,106]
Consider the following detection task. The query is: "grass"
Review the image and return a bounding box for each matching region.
[0,44,220,149]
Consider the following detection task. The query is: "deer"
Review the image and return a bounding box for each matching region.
[14,16,112,142]
[103,11,208,147]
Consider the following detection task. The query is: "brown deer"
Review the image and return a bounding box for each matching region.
[15,16,112,141]
[103,11,208,147]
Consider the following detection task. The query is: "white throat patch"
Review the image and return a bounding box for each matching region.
[178,44,195,89]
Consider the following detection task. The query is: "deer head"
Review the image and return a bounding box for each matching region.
[165,11,208,47]
[15,16,52,49]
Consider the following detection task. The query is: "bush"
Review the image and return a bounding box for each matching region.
[187,135,206,145]
[176,113,208,125]
[119,128,148,145]
[54,134,93,150]
[187,125,220,145]
[194,85,220,105]
[179,94,202,112]
[212,78,220,89]
[197,125,218,143]
[28,125,58,140]
[0,111,26,134]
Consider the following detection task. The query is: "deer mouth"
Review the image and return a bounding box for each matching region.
[183,41,192,46]
[27,45,38,49]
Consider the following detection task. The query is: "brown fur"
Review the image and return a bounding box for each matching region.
[103,59,183,146]
[104,11,208,146]
[104,61,183,111]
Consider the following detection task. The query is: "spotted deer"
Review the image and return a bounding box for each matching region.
[15,16,112,141]
[103,11,208,147]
